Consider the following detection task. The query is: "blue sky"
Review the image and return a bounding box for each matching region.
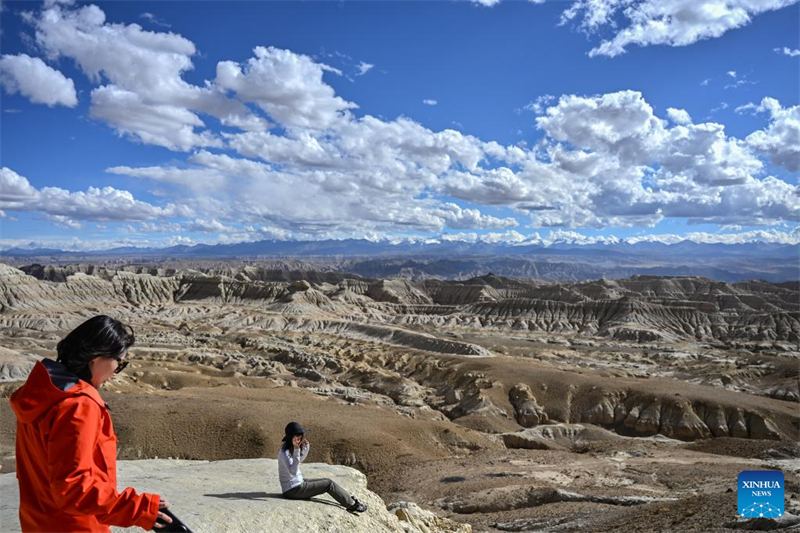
[0,0,798,250]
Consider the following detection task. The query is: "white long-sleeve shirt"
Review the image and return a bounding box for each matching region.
[278,442,310,492]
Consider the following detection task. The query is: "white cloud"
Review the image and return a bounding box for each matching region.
[480,230,527,244]
[106,164,227,191]
[658,122,762,186]
[0,235,197,252]
[536,90,665,165]
[710,102,729,113]
[0,167,191,223]
[443,166,546,206]
[215,46,357,129]
[724,72,755,89]
[140,12,171,29]
[775,46,800,57]
[523,94,555,115]
[48,214,83,230]
[356,61,374,76]
[34,4,195,97]
[546,229,620,246]
[110,121,511,235]
[184,218,237,234]
[3,226,798,252]
[440,232,478,243]
[445,90,797,228]
[435,203,518,230]
[423,99,438,106]
[561,0,799,58]
[622,228,800,245]
[666,107,692,125]
[90,85,223,151]
[7,3,798,239]
[30,3,265,149]
[740,97,800,172]
[0,167,39,208]
[0,53,77,107]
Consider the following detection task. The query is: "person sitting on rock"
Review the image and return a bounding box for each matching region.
[10,315,172,532]
[278,421,368,513]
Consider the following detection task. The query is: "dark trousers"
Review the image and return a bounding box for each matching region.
[283,478,355,508]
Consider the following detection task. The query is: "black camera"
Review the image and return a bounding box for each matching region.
[153,508,194,533]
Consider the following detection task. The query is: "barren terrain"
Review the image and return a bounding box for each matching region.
[1,262,798,532]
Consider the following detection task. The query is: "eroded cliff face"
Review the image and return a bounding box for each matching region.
[2,264,799,533]
[1,264,797,449]
[6,265,799,344]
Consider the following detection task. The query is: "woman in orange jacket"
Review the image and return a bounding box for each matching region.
[10,315,173,532]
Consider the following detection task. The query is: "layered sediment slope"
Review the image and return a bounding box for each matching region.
[1,263,799,532]
[1,264,797,446]
[5,265,799,344]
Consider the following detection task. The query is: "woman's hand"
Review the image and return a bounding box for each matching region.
[153,499,172,529]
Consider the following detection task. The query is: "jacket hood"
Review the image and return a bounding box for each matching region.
[10,359,105,424]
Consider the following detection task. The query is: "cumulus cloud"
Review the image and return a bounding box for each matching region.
[97,87,798,234]
[90,85,222,151]
[215,46,357,129]
[34,4,194,94]
[423,99,438,106]
[737,97,800,172]
[6,2,798,240]
[443,90,797,228]
[0,53,77,107]
[666,107,692,125]
[0,167,192,222]
[536,90,665,165]
[184,218,237,233]
[435,203,518,230]
[561,0,799,57]
[29,3,266,149]
[111,119,513,236]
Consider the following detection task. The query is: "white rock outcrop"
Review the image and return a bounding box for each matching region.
[0,458,464,533]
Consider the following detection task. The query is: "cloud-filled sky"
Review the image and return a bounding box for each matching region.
[0,0,798,251]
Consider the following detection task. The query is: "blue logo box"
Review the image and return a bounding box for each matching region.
[738,470,784,518]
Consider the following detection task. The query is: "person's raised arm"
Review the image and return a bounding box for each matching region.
[298,439,310,463]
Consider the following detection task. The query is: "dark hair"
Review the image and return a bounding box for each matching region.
[56,315,135,383]
[281,439,294,454]
[281,421,306,454]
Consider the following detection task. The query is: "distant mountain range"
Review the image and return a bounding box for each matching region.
[2,239,798,283]
[2,238,798,258]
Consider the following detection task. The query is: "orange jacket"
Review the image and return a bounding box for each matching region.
[10,359,160,533]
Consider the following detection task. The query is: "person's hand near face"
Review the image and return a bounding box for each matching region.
[292,435,308,450]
